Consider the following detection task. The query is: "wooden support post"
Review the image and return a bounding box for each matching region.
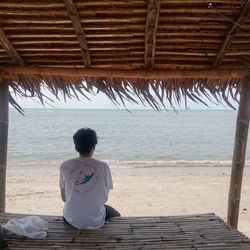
[0,80,9,213]
[227,78,250,229]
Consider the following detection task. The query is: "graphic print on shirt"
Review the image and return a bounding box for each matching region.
[70,165,98,193]
[75,172,95,185]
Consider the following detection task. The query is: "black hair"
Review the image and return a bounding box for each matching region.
[73,128,97,155]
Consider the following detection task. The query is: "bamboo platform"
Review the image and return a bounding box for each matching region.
[0,213,250,250]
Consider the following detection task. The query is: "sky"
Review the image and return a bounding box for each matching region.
[11,88,239,110]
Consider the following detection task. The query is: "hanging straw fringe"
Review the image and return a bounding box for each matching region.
[8,74,243,113]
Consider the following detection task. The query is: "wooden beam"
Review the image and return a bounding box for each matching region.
[0,29,25,66]
[0,66,248,79]
[240,56,250,68]
[63,0,91,68]
[0,80,9,213]
[144,0,160,69]
[227,77,250,229]
[212,0,250,69]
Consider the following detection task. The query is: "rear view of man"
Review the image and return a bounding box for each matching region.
[59,128,120,229]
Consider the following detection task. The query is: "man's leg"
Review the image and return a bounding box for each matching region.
[105,205,121,221]
[63,217,71,226]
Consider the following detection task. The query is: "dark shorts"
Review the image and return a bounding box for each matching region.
[104,204,121,221]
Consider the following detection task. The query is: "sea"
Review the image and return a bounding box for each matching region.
[7,109,250,169]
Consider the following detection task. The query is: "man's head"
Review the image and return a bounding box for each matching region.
[73,128,97,156]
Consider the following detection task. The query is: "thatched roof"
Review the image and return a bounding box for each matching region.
[1,0,250,110]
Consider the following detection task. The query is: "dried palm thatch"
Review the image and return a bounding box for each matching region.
[0,0,250,112]
[7,70,245,112]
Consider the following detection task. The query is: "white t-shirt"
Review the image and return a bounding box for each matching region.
[59,157,113,229]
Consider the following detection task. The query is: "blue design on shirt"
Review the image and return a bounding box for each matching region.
[80,173,95,184]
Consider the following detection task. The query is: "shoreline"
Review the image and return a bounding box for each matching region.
[6,163,250,177]
[5,165,250,238]
[7,156,250,168]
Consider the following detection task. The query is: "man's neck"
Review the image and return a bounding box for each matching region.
[80,154,92,158]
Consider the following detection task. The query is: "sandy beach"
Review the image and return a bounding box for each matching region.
[5,165,250,238]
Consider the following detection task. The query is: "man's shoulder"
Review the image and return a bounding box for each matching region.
[91,158,108,167]
[60,158,79,168]
[60,157,109,171]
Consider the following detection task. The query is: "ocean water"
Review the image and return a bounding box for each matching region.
[7,109,250,168]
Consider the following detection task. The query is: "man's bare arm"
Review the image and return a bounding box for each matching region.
[61,188,66,202]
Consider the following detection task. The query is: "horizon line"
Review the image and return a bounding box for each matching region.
[9,107,236,111]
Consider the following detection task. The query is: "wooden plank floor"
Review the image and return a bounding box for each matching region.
[0,213,250,249]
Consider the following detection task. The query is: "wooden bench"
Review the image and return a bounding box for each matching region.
[0,213,250,249]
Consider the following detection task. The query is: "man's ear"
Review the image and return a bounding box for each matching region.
[90,145,96,154]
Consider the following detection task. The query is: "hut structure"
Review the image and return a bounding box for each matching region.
[0,0,250,248]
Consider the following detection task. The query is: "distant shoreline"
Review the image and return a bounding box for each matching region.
[7,160,250,168]
[6,164,250,178]
[10,108,237,111]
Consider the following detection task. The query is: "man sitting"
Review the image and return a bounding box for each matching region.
[59,128,120,229]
